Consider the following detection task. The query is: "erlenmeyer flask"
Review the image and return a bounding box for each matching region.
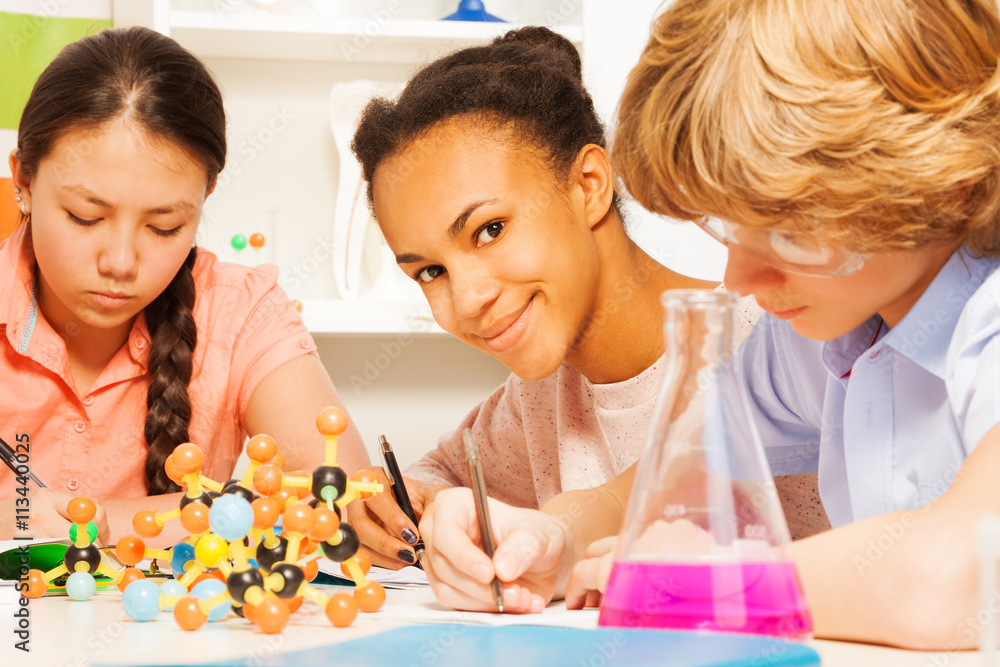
[599,290,812,639]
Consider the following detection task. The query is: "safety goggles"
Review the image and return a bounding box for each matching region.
[696,217,872,278]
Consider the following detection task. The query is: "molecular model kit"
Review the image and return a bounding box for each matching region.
[21,406,386,634]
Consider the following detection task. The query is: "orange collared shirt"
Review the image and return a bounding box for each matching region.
[0,224,318,499]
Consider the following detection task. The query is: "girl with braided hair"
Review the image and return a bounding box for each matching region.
[0,27,367,544]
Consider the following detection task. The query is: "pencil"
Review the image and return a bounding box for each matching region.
[462,428,504,612]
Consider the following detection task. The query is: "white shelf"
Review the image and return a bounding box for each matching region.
[299,299,447,337]
[167,10,582,63]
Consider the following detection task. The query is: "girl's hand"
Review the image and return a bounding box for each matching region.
[419,488,575,613]
[564,536,618,610]
[350,468,441,569]
[1,489,109,544]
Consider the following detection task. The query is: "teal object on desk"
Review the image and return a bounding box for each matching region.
[119,624,821,667]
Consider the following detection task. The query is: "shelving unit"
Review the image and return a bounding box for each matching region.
[166,11,582,63]
[299,299,444,337]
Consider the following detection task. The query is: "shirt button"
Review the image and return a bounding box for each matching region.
[83,396,94,406]
[67,478,80,491]
[74,421,86,433]
[298,338,310,349]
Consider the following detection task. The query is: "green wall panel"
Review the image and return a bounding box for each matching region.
[0,12,113,130]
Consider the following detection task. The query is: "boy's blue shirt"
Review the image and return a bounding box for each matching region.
[736,250,1000,527]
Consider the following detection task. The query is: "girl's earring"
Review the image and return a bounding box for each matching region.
[14,188,21,202]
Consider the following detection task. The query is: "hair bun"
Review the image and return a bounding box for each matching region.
[492,26,583,82]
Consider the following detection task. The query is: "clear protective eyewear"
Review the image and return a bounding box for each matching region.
[695,217,872,278]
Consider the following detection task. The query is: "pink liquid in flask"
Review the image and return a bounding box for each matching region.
[599,560,813,639]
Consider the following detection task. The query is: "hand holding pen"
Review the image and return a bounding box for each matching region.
[417,431,575,614]
[378,435,425,568]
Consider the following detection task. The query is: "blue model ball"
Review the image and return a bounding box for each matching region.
[65,571,97,601]
[122,579,162,621]
[158,579,188,611]
[209,494,254,541]
[170,540,196,576]
[191,579,232,622]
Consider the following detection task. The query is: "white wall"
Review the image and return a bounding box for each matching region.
[582,0,726,282]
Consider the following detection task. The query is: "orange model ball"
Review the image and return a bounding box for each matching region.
[254,597,290,634]
[325,593,358,627]
[66,497,97,524]
[354,581,386,613]
[245,434,278,463]
[174,596,208,631]
[315,406,348,437]
[171,443,204,475]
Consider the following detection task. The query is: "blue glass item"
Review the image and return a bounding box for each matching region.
[442,0,505,22]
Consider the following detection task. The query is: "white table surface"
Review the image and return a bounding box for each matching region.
[0,584,984,666]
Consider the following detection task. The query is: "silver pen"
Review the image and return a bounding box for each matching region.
[0,436,50,488]
[462,428,504,612]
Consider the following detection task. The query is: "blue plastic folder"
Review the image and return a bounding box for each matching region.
[125,624,821,667]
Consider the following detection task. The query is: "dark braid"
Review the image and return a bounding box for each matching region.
[16,27,226,494]
[143,249,198,494]
[351,26,619,212]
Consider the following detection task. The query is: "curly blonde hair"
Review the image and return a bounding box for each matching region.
[614,0,1000,255]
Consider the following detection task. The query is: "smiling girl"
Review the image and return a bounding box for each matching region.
[346,27,766,576]
[0,27,368,543]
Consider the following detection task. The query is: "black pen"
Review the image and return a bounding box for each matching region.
[0,436,49,488]
[378,435,425,567]
[462,428,504,612]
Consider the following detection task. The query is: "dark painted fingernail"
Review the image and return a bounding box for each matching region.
[397,549,416,564]
[401,528,418,545]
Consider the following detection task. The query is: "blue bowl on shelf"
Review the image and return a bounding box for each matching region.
[442,0,506,22]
